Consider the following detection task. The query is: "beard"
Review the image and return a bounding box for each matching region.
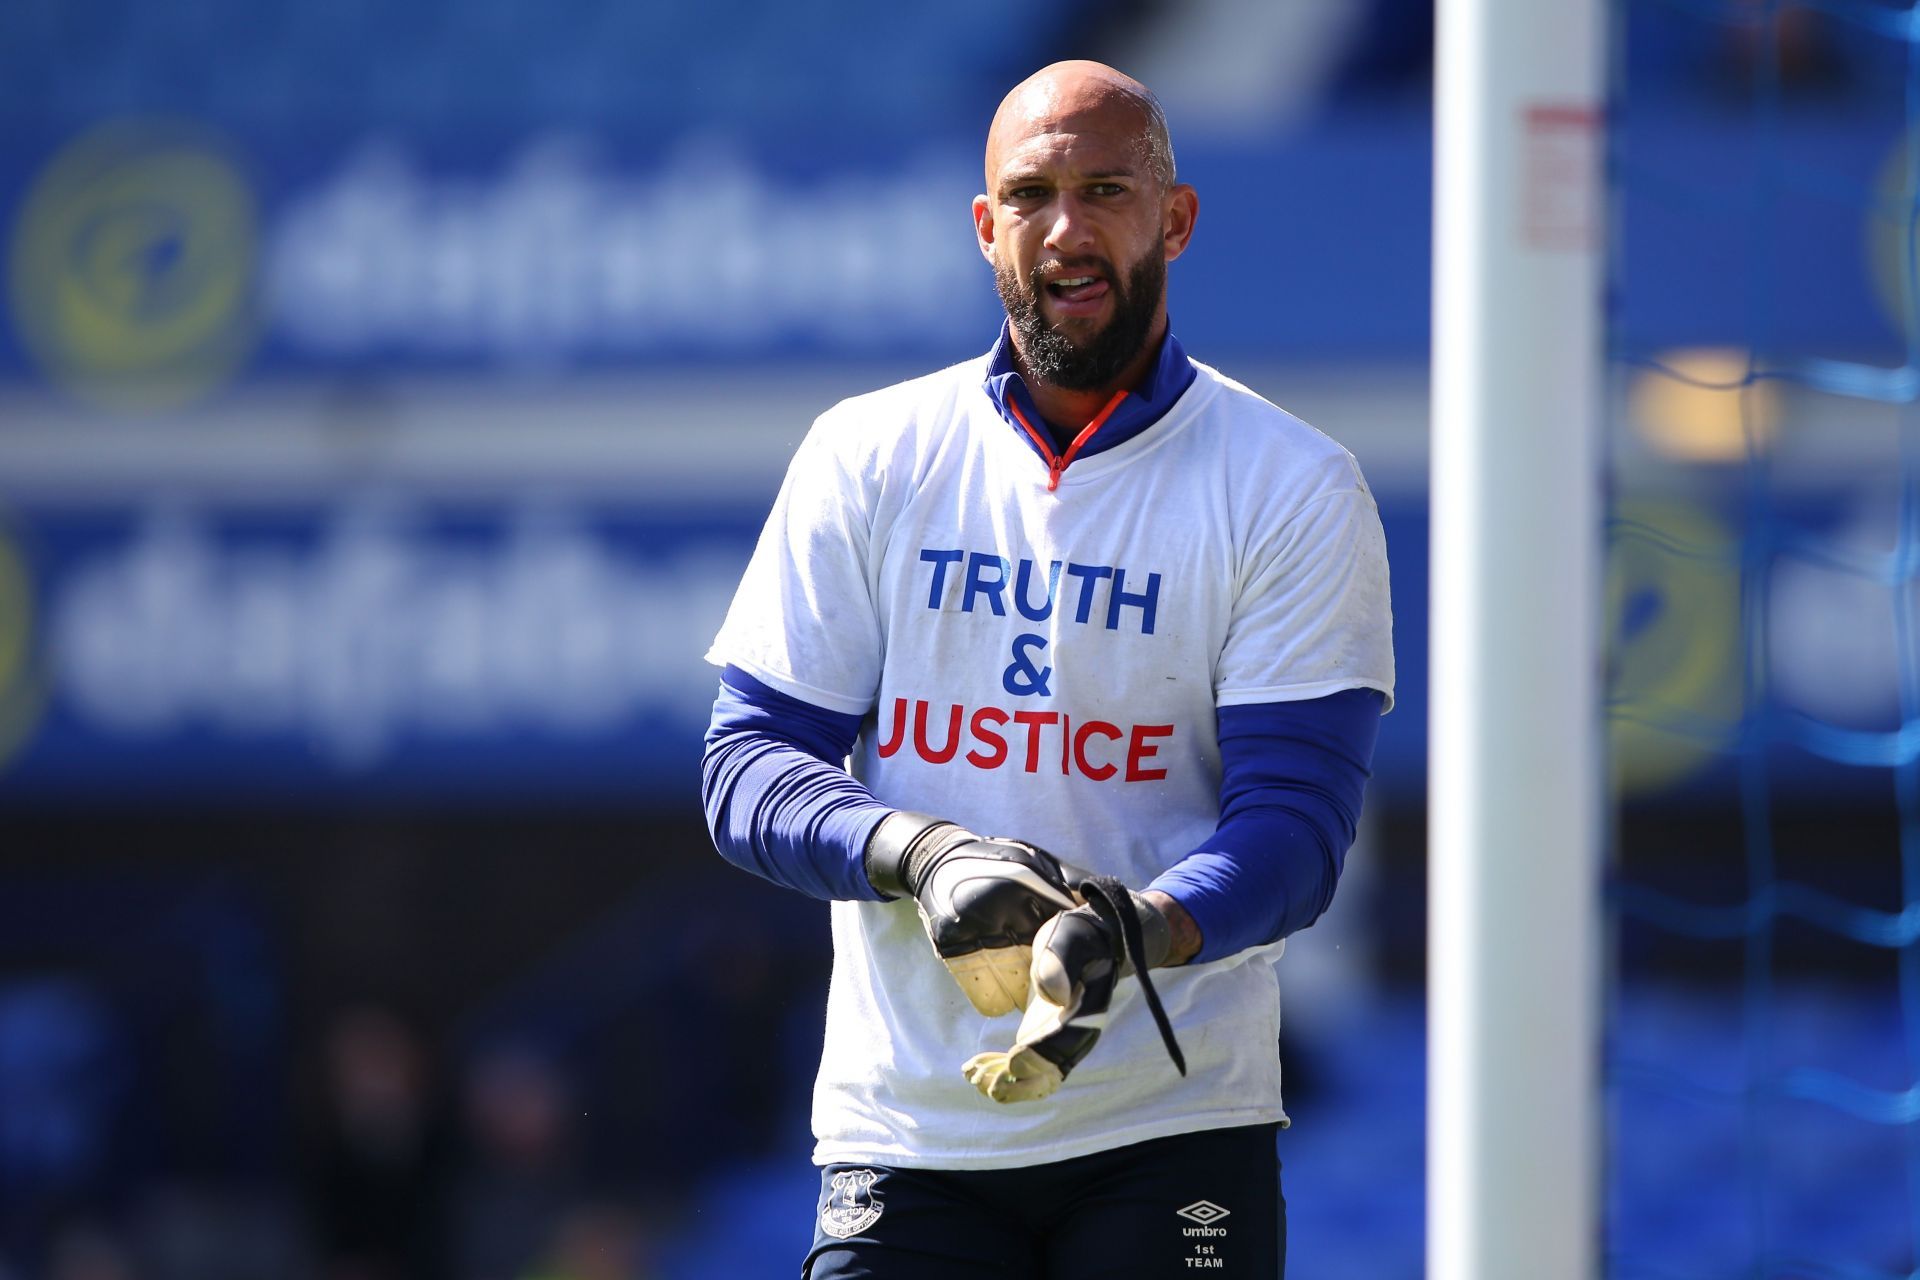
[995,248,1165,392]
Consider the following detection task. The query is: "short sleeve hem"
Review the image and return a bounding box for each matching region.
[703,649,875,718]
[1216,677,1395,714]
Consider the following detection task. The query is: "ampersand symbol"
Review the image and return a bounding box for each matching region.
[1002,633,1053,697]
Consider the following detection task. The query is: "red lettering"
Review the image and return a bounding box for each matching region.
[967,706,1009,769]
[877,700,1170,782]
[876,697,907,758]
[1072,720,1122,781]
[913,700,962,764]
[1126,724,1173,781]
[1011,710,1058,773]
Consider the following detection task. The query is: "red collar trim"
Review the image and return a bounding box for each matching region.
[1005,389,1130,492]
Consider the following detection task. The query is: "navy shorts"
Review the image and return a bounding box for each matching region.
[803,1122,1284,1279]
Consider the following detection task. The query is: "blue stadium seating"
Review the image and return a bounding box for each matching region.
[0,0,1087,140]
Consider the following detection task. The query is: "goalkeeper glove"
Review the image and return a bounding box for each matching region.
[962,876,1187,1103]
[865,810,1083,1017]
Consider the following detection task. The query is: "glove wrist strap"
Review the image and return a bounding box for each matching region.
[1079,875,1187,1078]
[864,811,968,898]
[1134,893,1173,972]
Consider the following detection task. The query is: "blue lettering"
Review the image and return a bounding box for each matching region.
[1106,569,1161,635]
[1064,562,1113,624]
[1014,559,1061,622]
[1003,633,1053,697]
[964,553,1012,616]
[920,549,964,609]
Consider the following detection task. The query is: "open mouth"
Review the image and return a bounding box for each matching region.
[1044,274,1111,311]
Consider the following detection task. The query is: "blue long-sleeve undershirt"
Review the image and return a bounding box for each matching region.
[700,664,1383,962]
[1145,687,1382,962]
[701,667,892,903]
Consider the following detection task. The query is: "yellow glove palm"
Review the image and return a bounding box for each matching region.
[962,877,1186,1104]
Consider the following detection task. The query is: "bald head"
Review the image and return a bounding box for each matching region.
[984,61,1176,194]
[971,60,1197,407]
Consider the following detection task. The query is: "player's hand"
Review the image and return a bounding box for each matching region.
[963,877,1187,1103]
[865,811,1084,1017]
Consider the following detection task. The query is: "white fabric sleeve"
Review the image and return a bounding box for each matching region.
[705,418,883,717]
[1214,486,1396,711]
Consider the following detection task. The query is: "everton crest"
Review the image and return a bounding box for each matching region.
[821,1168,884,1239]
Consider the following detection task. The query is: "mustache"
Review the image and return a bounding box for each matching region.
[1030,257,1117,290]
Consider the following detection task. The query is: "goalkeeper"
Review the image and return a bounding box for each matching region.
[701,60,1392,1280]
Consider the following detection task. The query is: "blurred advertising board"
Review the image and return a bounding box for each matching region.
[0,499,740,802]
[2,113,1905,411]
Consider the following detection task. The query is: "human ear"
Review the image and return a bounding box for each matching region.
[973,194,997,263]
[1162,184,1198,263]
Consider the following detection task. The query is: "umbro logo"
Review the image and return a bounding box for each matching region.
[1177,1200,1231,1225]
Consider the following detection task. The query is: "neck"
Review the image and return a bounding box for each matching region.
[1014,313,1167,430]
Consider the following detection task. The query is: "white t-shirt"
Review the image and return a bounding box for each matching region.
[707,352,1394,1170]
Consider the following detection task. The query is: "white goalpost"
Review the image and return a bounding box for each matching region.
[1428,0,1605,1276]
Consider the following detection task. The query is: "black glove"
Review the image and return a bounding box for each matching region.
[963,876,1187,1103]
[865,811,1083,1017]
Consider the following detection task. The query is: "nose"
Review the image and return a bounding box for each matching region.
[1043,192,1097,254]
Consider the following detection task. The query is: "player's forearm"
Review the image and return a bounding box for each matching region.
[1147,689,1383,963]
[1150,809,1342,962]
[702,669,892,901]
[702,728,892,900]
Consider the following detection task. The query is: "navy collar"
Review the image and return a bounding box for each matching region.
[982,321,1198,479]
